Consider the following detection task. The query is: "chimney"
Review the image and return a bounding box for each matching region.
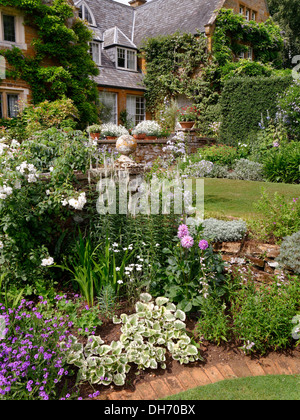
[129,0,147,7]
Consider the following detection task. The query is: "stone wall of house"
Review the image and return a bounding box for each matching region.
[224,0,270,22]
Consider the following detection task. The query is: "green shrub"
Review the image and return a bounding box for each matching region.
[276,231,300,274]
[199,144,246,168]
[278,81,300,140]
[230,275,300,354]
[253,190,300,241]
[219,75,293,145]
[262,141,300,184]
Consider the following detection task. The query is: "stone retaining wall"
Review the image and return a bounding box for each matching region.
[98,131,216,164]
[213,241,286,283]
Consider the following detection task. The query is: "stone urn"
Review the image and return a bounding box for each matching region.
[116,134,137,157]
[115,135,138,169]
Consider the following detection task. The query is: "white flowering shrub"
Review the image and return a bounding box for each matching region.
[132,120,161,136]
[202,218,247,242]
[0,129,95,289]
[64,293,200,387]
[100,123,129,137]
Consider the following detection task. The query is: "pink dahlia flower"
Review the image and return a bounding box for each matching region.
[181,235,194,249]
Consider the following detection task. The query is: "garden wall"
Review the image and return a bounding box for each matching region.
[214,240,285,282]
[98,130,216,164]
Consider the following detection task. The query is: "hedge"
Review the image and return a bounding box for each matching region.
[219,75,293,145]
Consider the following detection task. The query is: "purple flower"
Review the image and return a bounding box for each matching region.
[198,240,209,250]
[180,235,194,249]
[177,224,189,239]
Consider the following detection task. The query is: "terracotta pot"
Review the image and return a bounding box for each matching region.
[179,121,195,129]
[133,133,146,139]
[90,132,100,140]
[106,136,117,140]
[145,135,157,140]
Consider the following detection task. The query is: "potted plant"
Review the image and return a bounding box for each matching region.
[100,123,129,139]
[132,120,161,140]
[177,105,198,129]
[87,124,102,140]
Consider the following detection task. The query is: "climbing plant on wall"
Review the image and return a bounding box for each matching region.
[0,0,100,127]
[140,31,219,117]
[212,8,284,69]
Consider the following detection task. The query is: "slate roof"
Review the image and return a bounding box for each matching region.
[94,51,146,90]
[78,0,228,89]
[103,26,137,49]
[134,0,223,47]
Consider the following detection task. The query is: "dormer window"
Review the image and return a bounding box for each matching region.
[76,1,96,26]
[117,48,136,71]
[89,41,101,66]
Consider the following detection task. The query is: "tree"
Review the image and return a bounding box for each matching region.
[267,0,300,67]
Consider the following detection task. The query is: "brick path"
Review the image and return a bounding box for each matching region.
[106,354,300,400]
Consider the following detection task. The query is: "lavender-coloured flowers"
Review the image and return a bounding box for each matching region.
[180,235,194,249]
[198,240,209,250]
[177,224,189,239]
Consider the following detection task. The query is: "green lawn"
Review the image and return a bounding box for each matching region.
[162,374,300,400]
[204,178,300,219]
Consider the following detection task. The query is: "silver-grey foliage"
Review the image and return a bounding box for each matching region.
[202,218,247,242]
[276,231,300,274]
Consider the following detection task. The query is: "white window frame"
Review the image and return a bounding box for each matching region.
[0,10,26,50]
[99,91,118,124]
[239,6,244,15]
[75,1,96,27]
[89,41,101,66]
[251,11,257,21]
[247,47,253,61]
[245,9,250,21]
[126,95,145,126]
[116,47,137,71]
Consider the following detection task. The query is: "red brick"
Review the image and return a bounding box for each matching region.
[149,378,172,399]
[260,360,282,376]
[203,366,225,383]
[245,360,266,377]
[176,370,198,390]
[189,367,212,386]
[216,363,238,380]
[229,361,253,378]
[135,381,158,400]
[164,376,185,395]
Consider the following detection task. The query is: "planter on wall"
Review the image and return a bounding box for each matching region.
[133,133,146,139]
[90,132,100,140]
[179,121,195,129]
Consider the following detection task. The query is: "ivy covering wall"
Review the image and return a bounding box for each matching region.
[0,0,100,127]
[219,75,292,145]
[140,31,219,116]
